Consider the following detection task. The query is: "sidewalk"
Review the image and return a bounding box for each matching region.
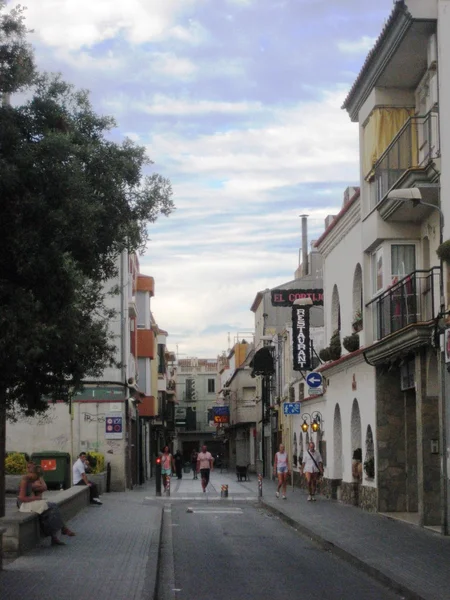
[1,484,162,600]
[258,477,450,600]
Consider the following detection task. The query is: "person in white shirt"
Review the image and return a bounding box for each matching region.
[73,452,102,505]
[273,444,290,499]
[196,445,214,492]
[301,441,323,501]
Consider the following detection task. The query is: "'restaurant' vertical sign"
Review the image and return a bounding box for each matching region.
[292,305,311,371]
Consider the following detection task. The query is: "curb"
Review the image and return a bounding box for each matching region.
[150,505,165,600]
[260,500,426,600]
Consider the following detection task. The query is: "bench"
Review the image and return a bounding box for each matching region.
[0,485,90,559]
[236,464,251,482]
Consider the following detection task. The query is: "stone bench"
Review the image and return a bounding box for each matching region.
[1,485,90,559]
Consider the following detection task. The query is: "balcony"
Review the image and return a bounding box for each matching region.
[367,267,440,342]
[372,111,439,210]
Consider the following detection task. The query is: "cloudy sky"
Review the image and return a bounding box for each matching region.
[14,0,394,357]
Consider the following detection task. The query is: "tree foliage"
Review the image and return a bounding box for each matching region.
[0,4,174,416]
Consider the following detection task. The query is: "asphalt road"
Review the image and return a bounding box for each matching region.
[157,502,404,600]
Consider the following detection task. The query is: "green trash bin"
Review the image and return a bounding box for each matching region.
[31,451,71,490]
[183,462,191,474]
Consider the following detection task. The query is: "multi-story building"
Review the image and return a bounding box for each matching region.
[222,341,257,472]
[293,0,450,531]
[250,221,324,476]
[6,252,174,490]
[175,358,224,461]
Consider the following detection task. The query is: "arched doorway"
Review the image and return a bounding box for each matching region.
[333,404,343,479]
[364,425,374,480]
[351,399,362,456]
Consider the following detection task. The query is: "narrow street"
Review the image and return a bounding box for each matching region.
[157,499,402,600]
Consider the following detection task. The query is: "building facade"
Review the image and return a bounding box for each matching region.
[288,0,450,531]
[175,358,224,461]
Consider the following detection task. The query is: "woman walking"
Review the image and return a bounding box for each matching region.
[161,446,174,492]
[301,441,323,501]
[273,443,290,500]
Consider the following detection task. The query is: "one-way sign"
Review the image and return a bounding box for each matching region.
[283,403,300,415]
[306,372,323,388]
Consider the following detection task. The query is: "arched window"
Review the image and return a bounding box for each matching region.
[331,284,341,334]
[352,264,363,329]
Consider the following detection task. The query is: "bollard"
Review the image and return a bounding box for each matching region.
[155,457,162,497]
[221,484,229,498]
[258,473,263,498]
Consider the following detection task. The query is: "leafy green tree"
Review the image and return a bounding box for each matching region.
[0,3,174,515]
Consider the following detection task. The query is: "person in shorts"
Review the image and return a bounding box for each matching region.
[196,445,214,492]
[301,441,323,501]
[161,446,174,492]
[274,443,290,499]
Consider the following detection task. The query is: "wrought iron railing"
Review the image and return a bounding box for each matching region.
[366,267,440,340]
[373,111,439,207]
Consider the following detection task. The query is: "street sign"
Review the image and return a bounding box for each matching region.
[283,403,300,415]
[306,372,323,388]
[105,412,123,439]
[308,386,323,396]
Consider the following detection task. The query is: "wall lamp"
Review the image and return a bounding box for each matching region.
[300,411,323,433]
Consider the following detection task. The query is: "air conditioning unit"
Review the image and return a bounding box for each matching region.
[427,33,437,70]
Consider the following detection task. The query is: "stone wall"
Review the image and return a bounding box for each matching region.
[0,485,90,558]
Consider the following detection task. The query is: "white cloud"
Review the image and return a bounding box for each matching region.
[337,36,376,54]
[147,90,359,193]
[140,95,263,115]
[12,0,205,50]
[149,53,198,79]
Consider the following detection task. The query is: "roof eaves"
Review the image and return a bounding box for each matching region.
[314,189,360,248]
[342,1,410,119]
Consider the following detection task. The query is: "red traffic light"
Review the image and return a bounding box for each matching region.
[156,457,161,464]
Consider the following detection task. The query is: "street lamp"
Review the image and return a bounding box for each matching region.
[386,186,448,534]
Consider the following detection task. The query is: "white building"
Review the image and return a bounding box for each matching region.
[291,0,449,530]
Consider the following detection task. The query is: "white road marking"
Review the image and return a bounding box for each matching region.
[188,508,244,514]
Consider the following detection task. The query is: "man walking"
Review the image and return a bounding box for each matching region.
[196,445,214,492]
[73,452,103,505]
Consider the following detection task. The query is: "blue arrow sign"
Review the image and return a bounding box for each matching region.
[306,372,323,388]
[283,403,300,415]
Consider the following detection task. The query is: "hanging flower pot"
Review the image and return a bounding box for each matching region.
[436,240,450,263]
[343,333,360,353]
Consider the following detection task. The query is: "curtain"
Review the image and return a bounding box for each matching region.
[391,245,416,278]
[363,107,416,179]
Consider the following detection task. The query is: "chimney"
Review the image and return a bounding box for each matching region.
[300,214,309,276]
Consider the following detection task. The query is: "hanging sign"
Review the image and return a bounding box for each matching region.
[292,305,312,371]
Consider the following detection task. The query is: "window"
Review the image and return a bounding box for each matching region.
[208,378,215,393]
[391,244,415,280]
[372,247,383,294]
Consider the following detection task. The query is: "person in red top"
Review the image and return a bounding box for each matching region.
[196,445,214,492]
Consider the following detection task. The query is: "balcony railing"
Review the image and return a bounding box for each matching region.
[373,111,439,207]
[367,267,440,341]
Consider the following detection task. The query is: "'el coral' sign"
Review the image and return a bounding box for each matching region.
[271,289,323,307]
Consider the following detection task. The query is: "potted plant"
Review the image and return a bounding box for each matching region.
[352,309,363,332]
[437,240,450,263]
[343,333,360,353]
[319,347,331,362]
[329,330,342,361]
[364,456,375,479]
